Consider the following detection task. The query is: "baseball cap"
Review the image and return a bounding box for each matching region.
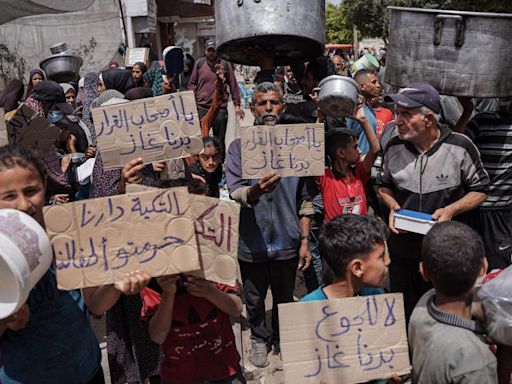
[32,80,74,115]
[384,82,441,114]
[205,41,216,50]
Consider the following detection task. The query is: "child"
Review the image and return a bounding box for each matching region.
[0,144,103,383]
[316,106,379,221]
[148,274,245,384]
[190,136,223,198]
[300,214,389,302]
[409,221,498,383]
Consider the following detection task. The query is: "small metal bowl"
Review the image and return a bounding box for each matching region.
[318,75,360,118]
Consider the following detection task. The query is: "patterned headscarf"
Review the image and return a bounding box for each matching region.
[23,96,52,117]
[143,68,164,96]
[82,72,99,144]
[91,90,125,109]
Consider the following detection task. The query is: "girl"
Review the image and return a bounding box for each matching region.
[0,144,103,383]
[25,69,45,99]
[190,136,223,198]
[131,62,147,88]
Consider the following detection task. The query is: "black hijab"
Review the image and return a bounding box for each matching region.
[101,69,134,94]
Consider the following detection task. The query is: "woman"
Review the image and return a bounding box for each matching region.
[131,62,147,88]
[178,56,194,91]
[98,68,134,94]
[143,67,164,96]
[25,69,45,99]
[60,83,76,108]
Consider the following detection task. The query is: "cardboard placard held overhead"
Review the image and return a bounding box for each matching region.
[279,293,411,384]
[91,91,203,170]
[241,123,325,179]
[125,184,241,286]
[125,47,150,67]
[6,104,61,153]
[0,108,7,146]
[44,187,200,290]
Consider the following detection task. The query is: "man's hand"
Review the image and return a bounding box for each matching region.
[3,304,30,331]
[388,204,403,234]
[184,276,213,298]
[248,172,281,202]
[122,157,145,184]
[235,105,245,120]
[350,96,368,123]
[432,206,454,222]
[298,241,312,271]
[156,275,179,295]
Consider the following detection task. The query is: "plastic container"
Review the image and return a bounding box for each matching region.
[0,209,52,319]
[394,209,435,235]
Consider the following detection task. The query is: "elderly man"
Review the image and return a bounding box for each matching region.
[225,82,314,368]
[378,83,490,321]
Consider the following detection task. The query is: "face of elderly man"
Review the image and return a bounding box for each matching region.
[252,90,286,126]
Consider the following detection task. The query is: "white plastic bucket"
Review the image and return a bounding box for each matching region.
[352,53,380,74]
[0,209,52,319]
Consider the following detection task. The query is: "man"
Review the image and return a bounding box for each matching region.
[461,98,512,270]
[347,69,380,155]
[331,54,349,77]
[378,83,490,321]
[188,41,243,155]
[225,82,313,368]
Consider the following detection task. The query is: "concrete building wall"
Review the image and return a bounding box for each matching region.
[0,0,122,81]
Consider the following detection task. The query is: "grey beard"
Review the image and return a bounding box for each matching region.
[254,114,280,126]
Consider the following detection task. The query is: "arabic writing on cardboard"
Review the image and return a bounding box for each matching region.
[91,91,203,170]
[279,293,411,384]
[6,104,61,153]
[241,123,325,179]
[189,194,240,286]
[125,184,241,286]
[44,187,200,289]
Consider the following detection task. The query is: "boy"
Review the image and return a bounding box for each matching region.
[409,221,497,383]
[315,105,379,221]
[301,214,389,302]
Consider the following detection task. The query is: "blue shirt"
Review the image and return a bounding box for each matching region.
[346,104,377,155]
[0,269,101,384]
[300,286,384,302]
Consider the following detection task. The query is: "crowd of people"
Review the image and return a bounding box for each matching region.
[0,34,511,384]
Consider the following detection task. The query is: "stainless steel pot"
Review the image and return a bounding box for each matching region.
[318,75,359,118]
[215,0,325,66]
[39,55,83,83]
[385,7,512,97]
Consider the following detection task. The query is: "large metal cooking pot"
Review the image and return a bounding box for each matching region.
[215,0,325,66]
[385,7,512,97]
[318,75,359,118]
[39,55,83,83]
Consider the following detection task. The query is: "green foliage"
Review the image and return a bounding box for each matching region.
[0,43,26,87]
[325,3,354,44]
[338,0,512,42]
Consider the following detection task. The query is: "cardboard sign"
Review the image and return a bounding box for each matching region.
[91,91,203,170]
[125,47,150,67]
[125,184,241,286]
[6,104,61,153]
[0,108,7,146]
[279,294,411,383]
[44,187,200,289]
[241,123,325,179]
[189,194,240,286]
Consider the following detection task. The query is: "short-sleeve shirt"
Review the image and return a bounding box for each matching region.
[157,283,241,383]
[315,163,370,221]
[346,104,377,155]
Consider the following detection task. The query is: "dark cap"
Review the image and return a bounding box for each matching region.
[205,41,216,50]
[384,83,441,114]
[32,80,74,115]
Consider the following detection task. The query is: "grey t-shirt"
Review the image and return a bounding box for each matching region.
[408,289,498,384]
